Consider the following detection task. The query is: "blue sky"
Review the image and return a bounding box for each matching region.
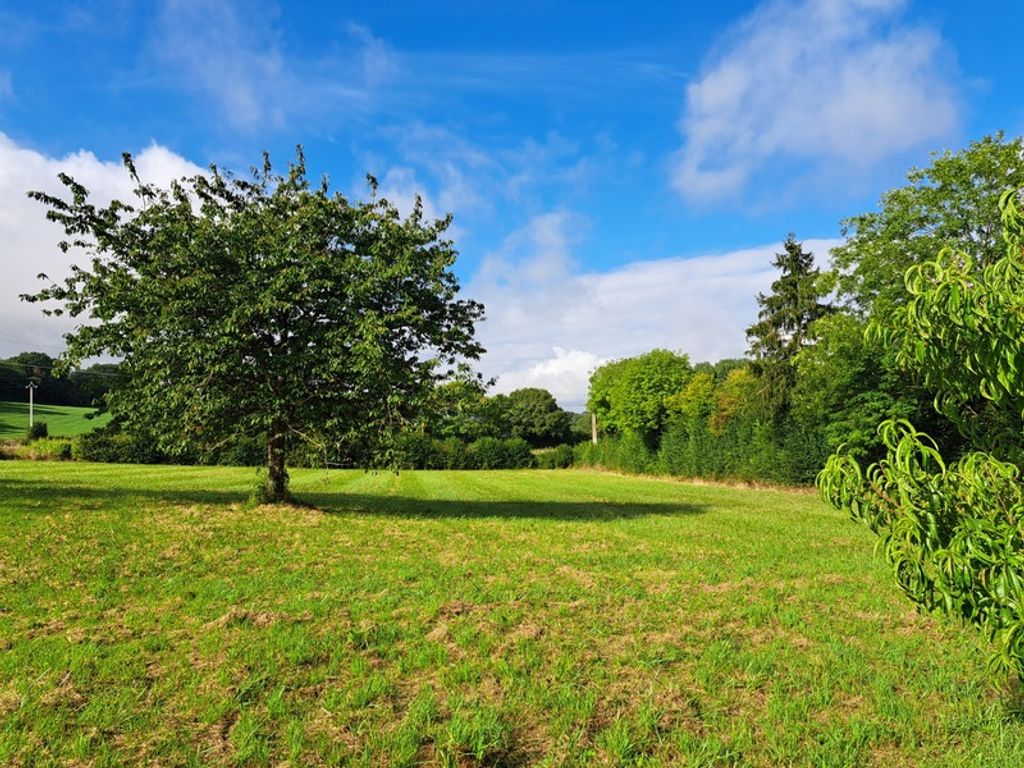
[1,0,1022,408]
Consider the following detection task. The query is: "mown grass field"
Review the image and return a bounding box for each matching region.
[1,463,1021,767]
[0,401,110,440]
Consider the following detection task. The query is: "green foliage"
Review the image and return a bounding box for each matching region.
[875,191,1024,457]
[9,437,73,461]
[23,149,483,501]
[831,132,1024,320]
[73,424,169,464]
[393,431,438,470]
[820,190,1024,678]
[588,350,692,443]
[465,436,535,470]
[535,443,574,469]
[26,421,48,441]
[433,436,470,469]
[0,352,119,407]
[467,436,506,470]
[746,235,831,416]
[501,436,536,469]
[505,387,571,447]
[821,422,1024,676]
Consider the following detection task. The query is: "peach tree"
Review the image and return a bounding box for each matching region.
[820,191,1024,676]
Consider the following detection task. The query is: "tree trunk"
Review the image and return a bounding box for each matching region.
[265,423,290,503]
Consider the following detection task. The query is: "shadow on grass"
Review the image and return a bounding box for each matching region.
[1,477,708,521]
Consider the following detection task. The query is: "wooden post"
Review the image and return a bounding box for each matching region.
[591,412,598,445]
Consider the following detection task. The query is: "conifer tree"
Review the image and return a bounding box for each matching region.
[746,235,831,415]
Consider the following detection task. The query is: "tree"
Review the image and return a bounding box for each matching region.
[820,191,1024,677]
[831,132,1024,321]
[24,149,484,502]
[791,313,941,464]
[746,235,831,415]
[505,387,571,448]
[587,350,692,445]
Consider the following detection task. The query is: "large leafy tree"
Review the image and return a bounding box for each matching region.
[746,235,831,415]
[820,191,1024,677]
[831,132,1024,321]
[588,349,691,445]
[24,150,484,502]
[505,387,571,448]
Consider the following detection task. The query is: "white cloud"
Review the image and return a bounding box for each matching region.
[672,0,959,203]
[493,348,607,409]
[469,212,840,410]
[151,0,398,131]
[0,133,203,356]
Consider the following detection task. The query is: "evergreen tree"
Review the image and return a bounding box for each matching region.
[746,235,831,415]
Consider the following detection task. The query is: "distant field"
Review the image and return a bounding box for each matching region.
[1,464,1021,766]
[0,400,110,439]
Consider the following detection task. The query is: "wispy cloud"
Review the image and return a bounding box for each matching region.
[672,0,960,204]
[468,212,841,409]
[149,0,399,131]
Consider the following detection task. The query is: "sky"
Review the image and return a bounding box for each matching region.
[1,0,1021,409]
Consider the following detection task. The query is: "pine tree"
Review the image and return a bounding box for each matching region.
[746,235,831,415]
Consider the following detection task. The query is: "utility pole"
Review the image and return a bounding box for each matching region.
[26,381,37,428]
[591,411,598,445]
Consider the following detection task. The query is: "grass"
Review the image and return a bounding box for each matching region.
[0,401,110,439]
[1,463,1022,766]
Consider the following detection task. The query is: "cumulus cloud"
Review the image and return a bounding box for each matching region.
[0,134,203,356]
[470,213,840,410]
[672,0,960,203]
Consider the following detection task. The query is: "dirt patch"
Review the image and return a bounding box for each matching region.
[202,607,311,630]
[556,565,596,589]
[40,672,85,709]
[0,686,20,715]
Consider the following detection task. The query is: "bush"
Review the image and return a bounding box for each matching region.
[468,436,506,469]
[616,431,653,474]
[536,443,574,469]
[26,421,48,441]
[434,437,470,469]
[393,431,437,470]
[503,437,535,469]
[74,425,167,464]
[12,437,72,460]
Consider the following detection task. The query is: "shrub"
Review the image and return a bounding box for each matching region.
[536,443,574,469]
[616,431,653,474]
[74,425,167,464]
[468,436,506,469]
[13,437,73,460]
[26,422,48,441]
[503,437,535,469]
[434,437,469,469]
[392,431,437,470]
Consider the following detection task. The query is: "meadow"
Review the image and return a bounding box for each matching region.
[1,463,1022,767]
[0,401,110,440]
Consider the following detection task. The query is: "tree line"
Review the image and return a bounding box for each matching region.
[576,133,1023,486]
[0,351,119,407]
[18,134,1024,498]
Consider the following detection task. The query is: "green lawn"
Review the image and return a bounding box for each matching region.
[1,463,1020,766]
[0,401,110,439]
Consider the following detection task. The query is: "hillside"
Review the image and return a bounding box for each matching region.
[0,400,110,439]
